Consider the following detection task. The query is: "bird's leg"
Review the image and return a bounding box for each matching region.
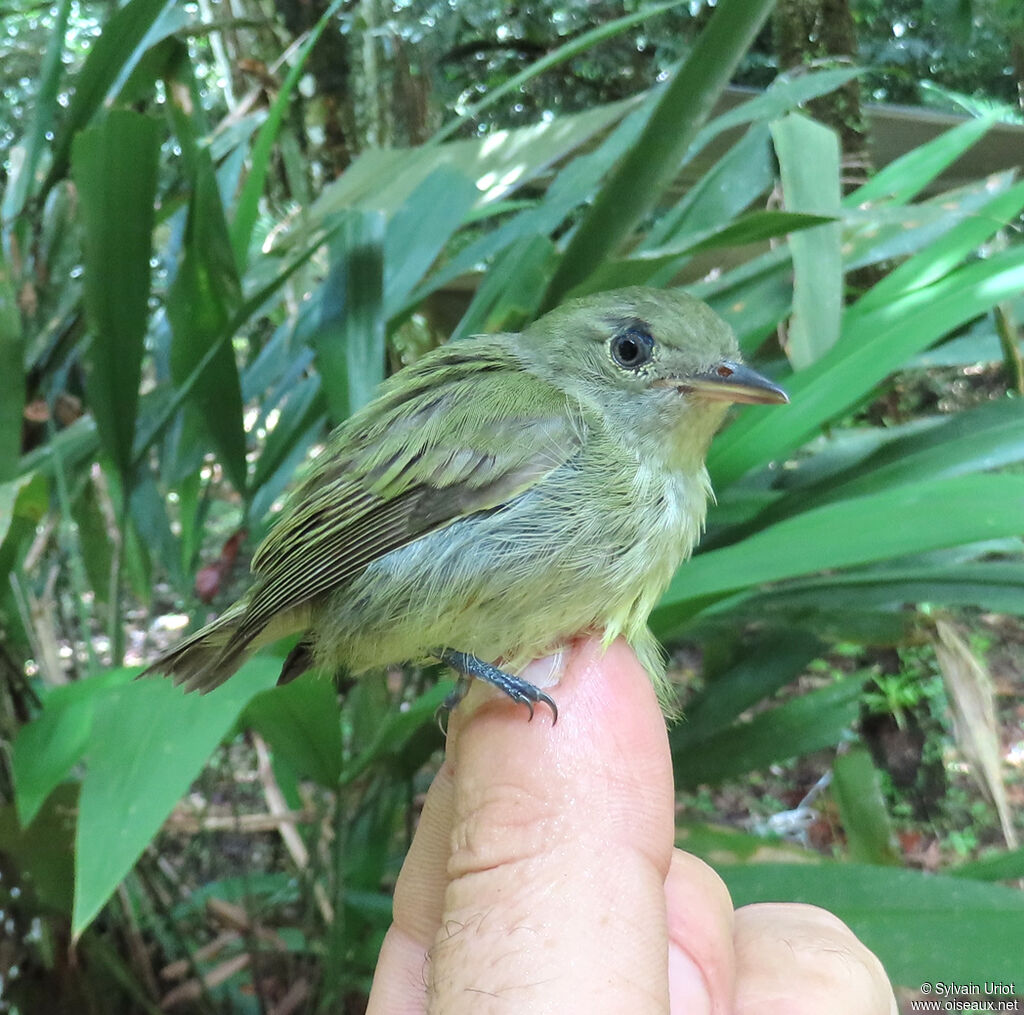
[435,649,559,723]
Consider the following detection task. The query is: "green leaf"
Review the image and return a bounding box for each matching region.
[726,396,1024,539]
[688,67,864,156]
[1,0,72,226]
[712,559,1024,628]
[313,211,387,424]
[952,847,1024,882]
[383,166,480,315]
[0,472,47,550]
[832,747,900,865]
[660,475,1024,613]
[543,0,776,304]
[429,0,688,144]
[72,109,161,485]
[848,113,997,207]
[771,114,843,368]
[73,659,279,937]
[451,235,558,341]
[853,177,1024,315]
[0,783,79,915]
[243,677,343,787]
[639,121,774,251]
[577,211,834,295]
[41,0,176,199]
[165,145,248,496]
[720,863,1024,985]
[230,0,347,267]
[672,676,862,787]
[708,244,1024,486]
[0,255,25,481]
[671,630,822,746]
[12,669,134,828]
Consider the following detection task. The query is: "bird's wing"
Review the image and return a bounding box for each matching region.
[232,349,584,646]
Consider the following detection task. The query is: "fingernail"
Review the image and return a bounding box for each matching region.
[668,942,713,1015]
[518,650,566,689]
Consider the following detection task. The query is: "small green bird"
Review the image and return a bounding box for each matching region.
[146,287,787,718]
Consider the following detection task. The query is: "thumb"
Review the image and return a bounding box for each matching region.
[429,637,676,1013]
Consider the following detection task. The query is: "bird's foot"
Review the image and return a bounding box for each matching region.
[435,649,558,723]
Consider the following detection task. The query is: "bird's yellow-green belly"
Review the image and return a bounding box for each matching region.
[312,461,706,681]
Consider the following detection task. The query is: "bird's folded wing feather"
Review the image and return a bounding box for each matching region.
[233,354,585,643]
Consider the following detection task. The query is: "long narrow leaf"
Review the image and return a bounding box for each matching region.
[847,113,997,208]
[429,0,688,144]
[771,113,842,367]
[230,0,348,267]
[543,0,776,304]
[708,244,1024,485]
[72,110,161,485]
[40,0,175,200]
[0,256,22,482]
[660,474,1024,612]
[313,211,386,424]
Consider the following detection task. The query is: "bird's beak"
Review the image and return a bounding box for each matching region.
[661,360,789,405]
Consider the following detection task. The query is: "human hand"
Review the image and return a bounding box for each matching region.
[367,637,897,1014]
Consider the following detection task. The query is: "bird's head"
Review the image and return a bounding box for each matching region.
[519,287,788,468]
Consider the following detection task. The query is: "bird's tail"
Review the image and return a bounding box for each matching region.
[142,605,254,694]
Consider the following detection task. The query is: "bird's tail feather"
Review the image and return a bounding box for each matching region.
[142,608,253,694]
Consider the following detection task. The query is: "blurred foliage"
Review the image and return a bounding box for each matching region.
[1,0,1024,1010]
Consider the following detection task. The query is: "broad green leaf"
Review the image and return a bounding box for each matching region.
[243,677,343,787]
[413,95,657,307]
[688,67,864,156]
[676,820,816,865]
[672,676,862,787]
[740,396,1024,530]
[708,559,1024,629]
[544,0,776,304]
[73,659,279,936]
[771,114,842,367]
[12,669,134,828]
[720,863,1024,984]
[708,244,1024,486]
[577,211,834,296]
[832,747,900,864]
[843,172,1017,272]
[953,847,1024,882]
[72,109,161,485]
[660,475,1024,613]
[313,211,386,424]
[309,97,637,224]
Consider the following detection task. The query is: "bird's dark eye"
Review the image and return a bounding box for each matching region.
[610,328,655,369]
